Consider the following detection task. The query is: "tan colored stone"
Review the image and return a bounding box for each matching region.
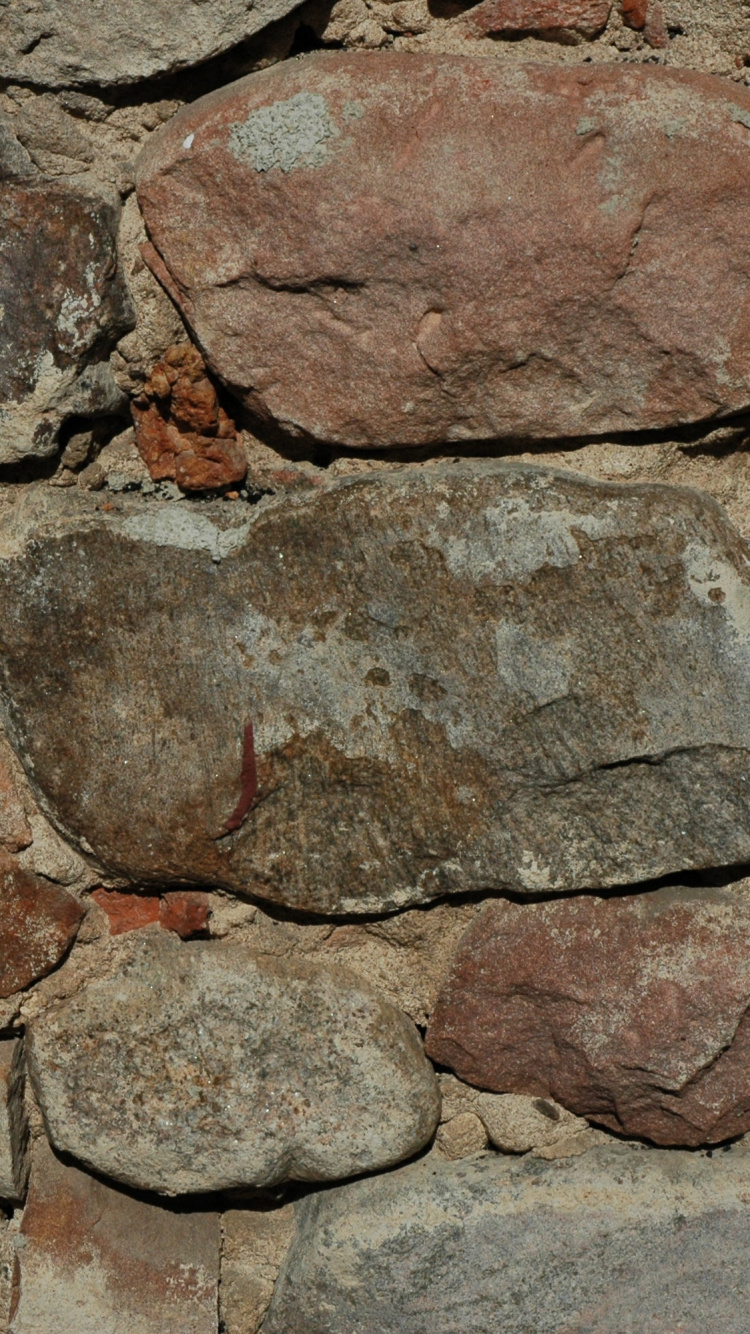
[434,1112,489,1160]
[476,1092,590,1154]
[221,1206,296,1334]
[138,55,750,449]
[0,742,30,857]
[9,1137,219,1334]
[29,933,440,1194]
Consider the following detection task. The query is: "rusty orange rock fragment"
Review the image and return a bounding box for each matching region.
[621,0,647,27]
[159,891,210,938]
[91,888,159,936]
[0,855,83,998]
[131,342,247,492]
[467,0,611,36]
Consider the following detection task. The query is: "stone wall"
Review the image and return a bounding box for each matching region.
[2,2,750,1329]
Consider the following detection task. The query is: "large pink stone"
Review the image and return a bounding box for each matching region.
[137,54,750,448]
[426,887,750,1147]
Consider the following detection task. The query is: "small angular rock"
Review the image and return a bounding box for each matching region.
[221,1206,296,1334]
[263,1145,750,1334]
[132,344,247,493]
[2,465,750,913]
[28,933,440,1194]
[0,0,314,88]
[90,888,160,936]
[9,1137,219,1334]
[466,0,611,37]
[427,888,750,1146]
[138,55,750,448]
[0,175,133,464]
[0,1040,28,1203]
[0,855,83,998]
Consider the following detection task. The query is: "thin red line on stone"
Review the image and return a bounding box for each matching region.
[223,721,258,834]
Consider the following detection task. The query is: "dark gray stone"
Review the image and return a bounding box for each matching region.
[1,462,750,914]
[0,172,133,464]
[263,1145,750,1334]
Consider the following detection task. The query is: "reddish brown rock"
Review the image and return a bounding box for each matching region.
[131,343,246,492]
[91,888,160,936]
[467,0,611,37]
[426,888,750,1147]
[621,0,647,26]
[137,55,750,449]
[9,1137,219,1334]
[0,856,83,998]
[159,891,210,938]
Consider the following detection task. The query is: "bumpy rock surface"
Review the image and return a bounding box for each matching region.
[132,344,247,492]
[0,0,308,89]
[427,887,750,1146]
[28,933,439,1193]
[263,1144,750,1333]
[0,855,83,998]
[2,465,750,912]
[137,54,750,449]
[0,1040,27,1202]
[9,1137,219,1334]
[0,171,133,464]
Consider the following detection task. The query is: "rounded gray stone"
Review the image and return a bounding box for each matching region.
[28,933,440,1195]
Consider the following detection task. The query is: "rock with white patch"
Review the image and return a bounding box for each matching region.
[28,932,439,1193]
[0,0,311,89]
[1,462,750,913]
[137,54,750,448]
[0,168,133,465]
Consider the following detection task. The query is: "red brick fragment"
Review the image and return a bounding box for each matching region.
[131,342,247,493]
[466,0,611,36]
[159,891,210,939]
[643,0,667,47]
[0,854,83,999]
[91,888,159,936]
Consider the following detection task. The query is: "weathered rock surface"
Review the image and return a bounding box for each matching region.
[427,887,750,1146]
[132,344,247,492]
[437,1074,593,1157]
[137,55,750,449]
[0,855,83,998]
[28,933,439,1193]
[3,465,750,912]
[0,1040,27,1203]
[221,1206,296,1334]
[0,0,309,89]
[0,171,133,464]
[262,1143,750,1333]
[9,1137,219,1334]
[466,0,611,37]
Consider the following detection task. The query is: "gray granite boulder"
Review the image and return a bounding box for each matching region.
[1,464,750,913]
[263,1144,750,1333]
[28,933,439,1194]
[0,0,306,89]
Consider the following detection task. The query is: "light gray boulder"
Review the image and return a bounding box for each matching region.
[263,1143,750,1333]
[28,932,440,1194]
